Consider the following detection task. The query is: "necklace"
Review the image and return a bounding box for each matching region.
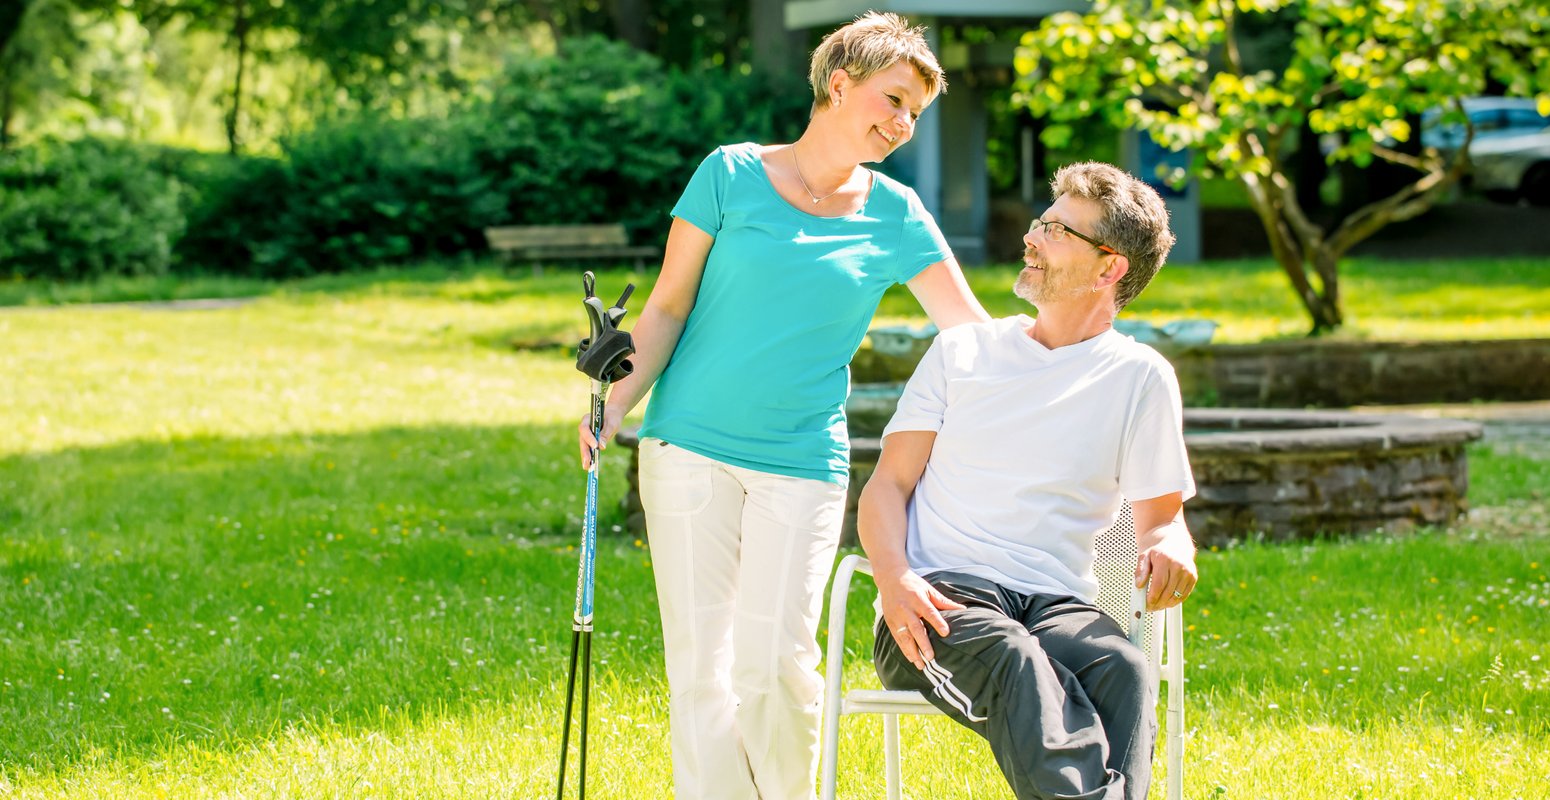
[791,142,844,205]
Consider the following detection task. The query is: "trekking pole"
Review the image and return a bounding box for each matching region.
[557,271,635,800]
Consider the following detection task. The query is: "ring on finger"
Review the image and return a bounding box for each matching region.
[1172,590,1183,598]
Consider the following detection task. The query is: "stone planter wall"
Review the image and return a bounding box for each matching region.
[617,409,1483,546]
[1153,409,1479,544]
[1171,339,1550,407]
[853,337,1550,408]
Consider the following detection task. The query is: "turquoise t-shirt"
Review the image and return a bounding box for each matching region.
[638,143,953,484]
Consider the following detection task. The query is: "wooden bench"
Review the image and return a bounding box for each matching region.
[484,224,660,274]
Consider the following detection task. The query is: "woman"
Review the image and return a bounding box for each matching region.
[578,12,989,798]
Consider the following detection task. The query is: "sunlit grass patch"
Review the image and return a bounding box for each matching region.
[5,255,1548,345]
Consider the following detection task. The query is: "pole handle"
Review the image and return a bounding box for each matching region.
[577,273,635,383]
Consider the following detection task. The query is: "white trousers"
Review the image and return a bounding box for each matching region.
[638,438,847,800]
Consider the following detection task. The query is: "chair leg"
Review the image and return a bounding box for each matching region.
[1166,606,1185,800]
[820,700,840,800]
[820,556,860,800]
[1167,721,1183,800]
[1166,683,1184,800]
[884,713,902,800]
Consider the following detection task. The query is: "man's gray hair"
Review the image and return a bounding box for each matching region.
[1051,163,1176,311]
[808,11,946,112]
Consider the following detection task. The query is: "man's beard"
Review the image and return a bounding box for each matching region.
[1013,266,1044,304]
[1014,250,1085,305]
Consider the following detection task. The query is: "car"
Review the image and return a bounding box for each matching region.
[1468,129,1550,206]
[1422,97,1550,206]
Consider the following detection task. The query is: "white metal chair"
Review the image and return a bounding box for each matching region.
[819,503,1185,799]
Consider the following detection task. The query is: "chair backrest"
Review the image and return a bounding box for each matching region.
[1097,503,1166,659]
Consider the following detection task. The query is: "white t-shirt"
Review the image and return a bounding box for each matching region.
[882,315,1196,601]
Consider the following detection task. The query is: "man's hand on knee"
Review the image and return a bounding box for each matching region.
[876,570,966,669]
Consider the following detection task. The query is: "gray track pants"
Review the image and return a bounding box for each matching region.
[872,571,1155,800]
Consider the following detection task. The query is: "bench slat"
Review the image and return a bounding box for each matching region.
[486,224,629,249]
[508,246,659,259]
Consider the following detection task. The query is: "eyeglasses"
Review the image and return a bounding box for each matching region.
[1027,217,1119,256]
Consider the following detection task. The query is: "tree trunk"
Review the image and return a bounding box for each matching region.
[1308,249,1343,330]
[1270,239,1344,334]
[1239,170,1343,335]
[1,68,12,150]
[225,0,249,156]
[1262,145,1460,336]
[0,1,29,65]
[1,0,29,151]
[608,0,651,51]
[1293,122,1324,213]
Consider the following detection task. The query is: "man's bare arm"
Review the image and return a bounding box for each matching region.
[858,430,965,669]
[1130,492,1197,611]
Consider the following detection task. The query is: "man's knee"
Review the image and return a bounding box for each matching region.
[1084,636,1152,709]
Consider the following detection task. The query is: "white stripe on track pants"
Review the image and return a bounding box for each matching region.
[639,438,846,800]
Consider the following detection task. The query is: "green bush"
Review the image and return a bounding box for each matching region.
[5,39,813,279]
[463,36,810,246]
[179,117,503,277]
[0,138,185,280]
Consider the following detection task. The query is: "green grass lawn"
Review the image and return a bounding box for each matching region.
[1,264,1547,798]
[6,255,1550,343]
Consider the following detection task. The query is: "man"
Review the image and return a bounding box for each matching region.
[858,161,1198,800]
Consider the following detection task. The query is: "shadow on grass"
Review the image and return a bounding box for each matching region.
[0,422,661,775]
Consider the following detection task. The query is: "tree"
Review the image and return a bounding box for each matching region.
[0,0,72,149]
[123,0,493,153]
[1,0,159,149]
[0,3,27,60]
[1016,0,1550,333]
[44,0,290,154]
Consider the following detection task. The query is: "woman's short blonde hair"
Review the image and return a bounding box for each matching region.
[808,12,945,111]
